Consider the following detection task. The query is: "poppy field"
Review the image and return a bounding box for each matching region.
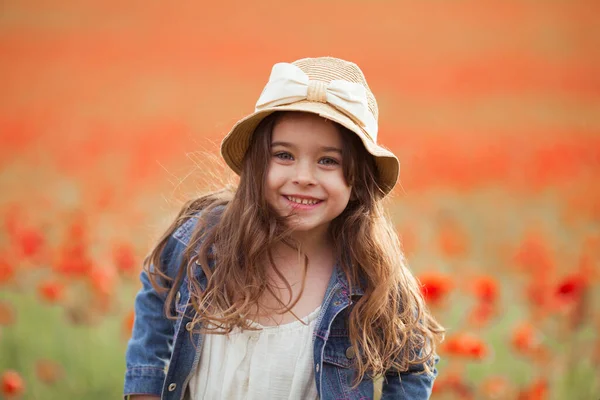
[1,1,599,399]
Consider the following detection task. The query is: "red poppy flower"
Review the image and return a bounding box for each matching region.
[511,322,541,354]
[17,228,44,258]
[468,302,496,327]
[113,243,137,275]
[1,370,24,397]
[0,259,14,286]
[517,378,548,400]
[37,280,65,304]
[54,243,93,277]
[418,272,453,305]
[441,332,489,360]
[554,274,586,306]
[471,275,499,304]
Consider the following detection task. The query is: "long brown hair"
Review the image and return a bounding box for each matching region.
[145,111,445,383]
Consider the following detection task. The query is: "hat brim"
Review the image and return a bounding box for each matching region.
[220,101,400,195]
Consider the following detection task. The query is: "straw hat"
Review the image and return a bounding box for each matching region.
[220,56,400,195]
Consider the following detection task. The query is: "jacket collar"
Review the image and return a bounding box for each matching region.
[333,260,365,297]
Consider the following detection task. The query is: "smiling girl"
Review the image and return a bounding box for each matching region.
[124,57,445,400]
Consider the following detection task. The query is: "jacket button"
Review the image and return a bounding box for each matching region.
[168,383,177,391]
[175,291,181,303]
[345,346,356,359]
[315,363,319,373]
[186,322,193,331]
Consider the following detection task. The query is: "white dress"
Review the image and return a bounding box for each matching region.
[188,307,321,400]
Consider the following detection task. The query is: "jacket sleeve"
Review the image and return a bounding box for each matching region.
[123,234,181,398]
[380,354,439,400]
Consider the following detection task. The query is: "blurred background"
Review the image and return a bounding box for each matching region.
[1,1,599,399]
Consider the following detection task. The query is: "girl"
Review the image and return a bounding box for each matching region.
[124,57,445,400]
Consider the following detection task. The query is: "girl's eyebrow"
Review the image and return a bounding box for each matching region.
[271,141,342,155]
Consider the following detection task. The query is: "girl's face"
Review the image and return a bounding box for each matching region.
[265,112,352,237]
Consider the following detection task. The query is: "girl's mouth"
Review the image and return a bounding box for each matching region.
[282,195,323,210]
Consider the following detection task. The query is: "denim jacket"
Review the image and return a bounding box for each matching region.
[124,213,438,400]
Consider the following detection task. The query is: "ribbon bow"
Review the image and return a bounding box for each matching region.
[255,63,378,141]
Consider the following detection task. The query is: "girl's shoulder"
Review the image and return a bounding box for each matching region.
[172,215,200,247]
[158,204,225,280]
[171,204,226,247]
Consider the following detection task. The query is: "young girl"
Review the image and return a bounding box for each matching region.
[124,57,444,400]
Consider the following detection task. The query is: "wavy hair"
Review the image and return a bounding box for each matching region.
[145,111,445,383]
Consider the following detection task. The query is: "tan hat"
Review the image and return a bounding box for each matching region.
[220,56,400,195]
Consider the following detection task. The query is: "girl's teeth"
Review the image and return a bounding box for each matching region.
[287,196,319,205]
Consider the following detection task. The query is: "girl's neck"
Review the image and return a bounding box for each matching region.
[286,232,333,258]
[283,230,333,262]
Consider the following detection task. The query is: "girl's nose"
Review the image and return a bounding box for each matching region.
[292,161,317,186]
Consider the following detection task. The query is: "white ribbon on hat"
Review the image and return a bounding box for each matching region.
[255,63,378,142]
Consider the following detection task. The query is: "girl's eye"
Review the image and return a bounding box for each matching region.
[273,152,339,166]
[320,157,339,166]
[274,152,293,160]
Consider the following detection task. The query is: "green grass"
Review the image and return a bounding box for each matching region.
[1,287,599,399]
[0,289,132,400]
